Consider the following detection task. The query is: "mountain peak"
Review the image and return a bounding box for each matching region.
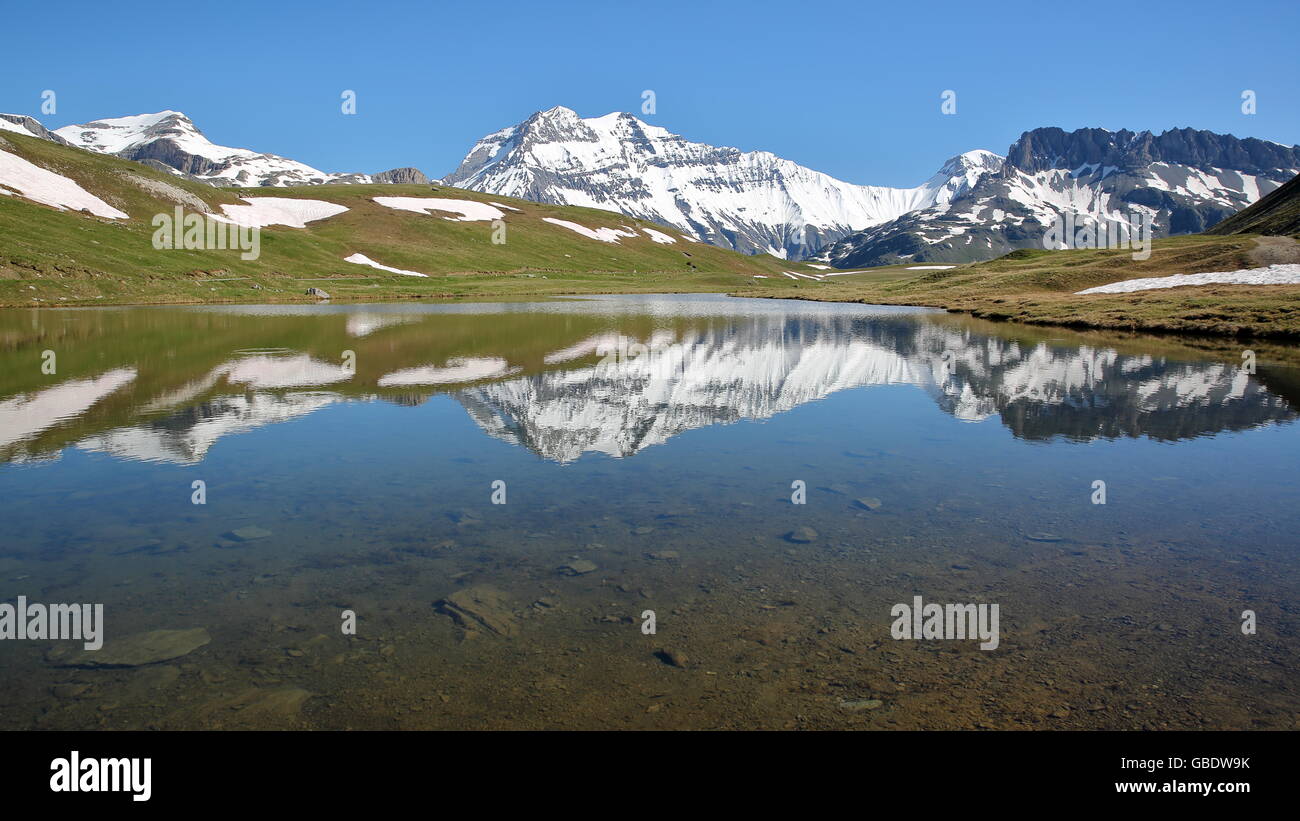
[533,105,582,123]
[55,110,206,156]
[939,149,1004,176]
[51,110,371,187]
[0,113,72,144]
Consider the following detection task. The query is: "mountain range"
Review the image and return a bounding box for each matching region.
[827,127,1300,268]
[3,111,429,188]
[439,105,1003,261]
[4,108,1298,267]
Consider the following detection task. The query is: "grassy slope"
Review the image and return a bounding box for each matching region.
[1206,171,1300,236]
[0,130,806,306]
[737,234,1300,339]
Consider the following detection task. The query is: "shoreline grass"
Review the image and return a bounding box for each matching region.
[733,235,1300,340]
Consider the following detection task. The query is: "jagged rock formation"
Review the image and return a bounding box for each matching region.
[369,167,429,185]
[0,113,72,144]
[826,127,1300,268]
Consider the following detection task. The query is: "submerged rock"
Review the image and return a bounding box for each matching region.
[1025,532,1064,542]
[226,526,272,542]
[854,497,883,511]
[559,559,598,576]
[48,628,211,668]
[435,586,517,637]
[656,649,689,668]
[785,526,818,544]
[51,683,91,699]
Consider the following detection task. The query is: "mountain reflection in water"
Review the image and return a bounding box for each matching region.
[0,295,1295,466]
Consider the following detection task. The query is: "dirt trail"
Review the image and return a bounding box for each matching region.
[1249,235,1300,266]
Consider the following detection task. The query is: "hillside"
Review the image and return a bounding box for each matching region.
[0,129,802,307]
[742,234,1300,338]
[1206,171,1300,236]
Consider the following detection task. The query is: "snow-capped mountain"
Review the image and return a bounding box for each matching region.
[24,106,1296,268]
[50,111,426,187]
[826,127,1300,268]
[440,105,1004,260]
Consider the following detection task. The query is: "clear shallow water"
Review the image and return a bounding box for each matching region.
[0,294,1297,729]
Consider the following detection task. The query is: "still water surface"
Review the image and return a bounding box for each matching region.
[1,294,1296,729]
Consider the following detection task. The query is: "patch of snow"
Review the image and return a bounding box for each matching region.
[0,117,36,138]
[344,253,429,278]
[542,217,637,243]
[373,197,505,221]
[907,265,956,270]
[642,227,677,244]
[0,149,128,218]
[1077,264,1300,294]
[214,197,348,228]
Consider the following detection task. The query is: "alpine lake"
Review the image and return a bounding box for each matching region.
[1,294,1296,730]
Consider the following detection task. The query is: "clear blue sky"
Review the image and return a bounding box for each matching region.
[3,0,1297,187]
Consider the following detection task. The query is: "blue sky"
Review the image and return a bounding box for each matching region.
[3,0,1297,187]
